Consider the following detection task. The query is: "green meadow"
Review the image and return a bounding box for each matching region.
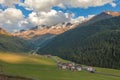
[0,52,120,80]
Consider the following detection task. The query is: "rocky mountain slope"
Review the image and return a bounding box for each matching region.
[14,22,76,39]
[13,22,79,47]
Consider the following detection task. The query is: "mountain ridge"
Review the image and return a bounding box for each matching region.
[38,15,120,69]
[13,22,79,48]
[77,11,120,27]
[12,10,120,50]
[104,11,120,16]
[0,27,11,36]
[13,22,78,39]
[0,27,33,52]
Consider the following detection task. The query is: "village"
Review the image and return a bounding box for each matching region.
[42,54,96,73]
[57,62,96,73]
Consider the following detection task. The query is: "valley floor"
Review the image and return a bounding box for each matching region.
[0,53,120,80]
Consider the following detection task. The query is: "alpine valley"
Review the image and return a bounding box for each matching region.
[0,11,120,80]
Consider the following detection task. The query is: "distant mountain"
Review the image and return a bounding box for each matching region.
[14,22,76,39]
[0,27,32,52]
[79,11,120,27]
[104,11,120,16]
[0,27,11,35]
[38,15,120,69]
[14,22,78,47]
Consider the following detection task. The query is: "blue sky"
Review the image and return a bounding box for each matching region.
[0,0,120,32]
[15,4,33,18]
[15,3,120,18]
[15,0,120,18]
[53,4,120,18]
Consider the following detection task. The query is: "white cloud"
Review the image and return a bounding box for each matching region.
[28,10,71,26]
[0,0,21,7]
[18,20,28,27]
[110,2,117,7]
[71,15,95,23]
[66,0,116,8]
[23,0,116,11]
[24,0,61,11]
[0,8,24,32]
[0,0,117,32]
[5,0,115,10]
[0,0,5,4]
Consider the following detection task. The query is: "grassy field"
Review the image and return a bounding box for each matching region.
[0,52,120,80]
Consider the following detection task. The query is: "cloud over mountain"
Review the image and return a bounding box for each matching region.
[28,10,71,26]
[0,8,24,32]
[0,0,117,32]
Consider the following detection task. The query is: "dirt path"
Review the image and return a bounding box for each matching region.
[0,73,34,80]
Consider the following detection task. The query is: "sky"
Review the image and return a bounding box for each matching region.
[0,0,120,32]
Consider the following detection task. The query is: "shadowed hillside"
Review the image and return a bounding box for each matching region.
[38,16,120,69]
[0,28,33,52]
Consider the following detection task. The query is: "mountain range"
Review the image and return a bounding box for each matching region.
[13,11,120,48]
[0,11,120,69]
[37,11,120,69]
[13,22,79,48]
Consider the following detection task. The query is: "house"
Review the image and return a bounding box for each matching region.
[44,54,52,58]
[70,66,76,71]
[75,65,82,71]
[61,63,67,69]
[57,62,63,69]
[67,63,75,69]
[57,62,67,70]
[82,66,88,70]
[87,66,96,73]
